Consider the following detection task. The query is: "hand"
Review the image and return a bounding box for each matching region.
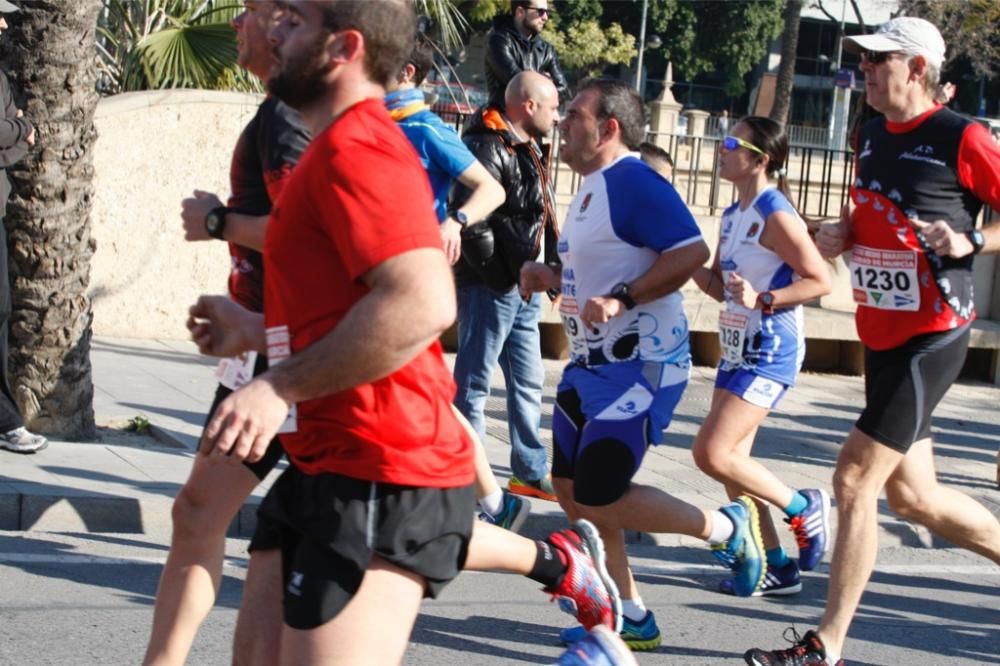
[725,271,758,309]
[440,219,462,265]
[580,295,624,328]
[187,295,257,357]
[200,377,290,462]
[25,126,34,146]
[816,221,848,259]
[182,190,225,241]
[15,109,21,118]
[519,261,558,299]
[909,218,973,258]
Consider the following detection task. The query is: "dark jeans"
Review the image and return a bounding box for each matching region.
[0,222,23,432]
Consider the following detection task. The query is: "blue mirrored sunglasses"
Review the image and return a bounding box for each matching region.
[723,135,766,156]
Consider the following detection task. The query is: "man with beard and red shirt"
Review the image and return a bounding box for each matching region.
[745,17,1000,666]
[144,3,308,665]
[187,2,620,662]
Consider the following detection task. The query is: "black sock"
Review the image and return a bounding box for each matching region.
[527,539,567,588]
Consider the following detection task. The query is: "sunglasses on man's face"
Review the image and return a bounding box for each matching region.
[723,135,765,156]
[529,6,550,17]
[861,50,901,65]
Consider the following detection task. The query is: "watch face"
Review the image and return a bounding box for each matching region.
[206,213,221,234]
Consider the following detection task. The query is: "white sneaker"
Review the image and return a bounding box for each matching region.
[0,427,48,453]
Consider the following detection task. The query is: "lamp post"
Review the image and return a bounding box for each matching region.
[635,0,649,92]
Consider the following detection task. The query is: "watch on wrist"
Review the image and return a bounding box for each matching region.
[967,229,985,255]
[450,210,469,227]
[609,282,637,310]
[205,206,230,241]
[757,291,776,314]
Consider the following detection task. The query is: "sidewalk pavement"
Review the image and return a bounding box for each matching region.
[1,336,998,553]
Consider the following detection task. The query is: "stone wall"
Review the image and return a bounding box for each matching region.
[90,90,261,339]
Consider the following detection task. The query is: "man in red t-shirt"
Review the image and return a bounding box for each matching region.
[187,2,621,662]
[746,17,1000,666]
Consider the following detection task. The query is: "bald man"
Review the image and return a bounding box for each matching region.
[451,71,562,503]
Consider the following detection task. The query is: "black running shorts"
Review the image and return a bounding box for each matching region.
[855,324,969,453]
[201,354,285,481]
[256,466,474,630]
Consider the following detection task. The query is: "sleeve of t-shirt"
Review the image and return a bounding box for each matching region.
[322,133,442,283]
[422,120,476,180]
[606,161,703,252]
[957,122,1000,212]
[260,101,311,203]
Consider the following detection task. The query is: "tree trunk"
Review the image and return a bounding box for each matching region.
[770,0,804,125]
[0,0,100,439]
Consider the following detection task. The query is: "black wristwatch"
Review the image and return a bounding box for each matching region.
[449,210,470,227]
[757,291,776,314]
[967,229,985,255]
[205,206,230,241]
[609,282,637,310]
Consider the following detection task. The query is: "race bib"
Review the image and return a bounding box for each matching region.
[215,351,257,391]
[559,296,588,362]
[719,310,749,366]
[265,325,297,434]
[849,245,920,311]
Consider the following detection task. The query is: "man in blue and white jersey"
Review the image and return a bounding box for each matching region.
[520,78,767,650]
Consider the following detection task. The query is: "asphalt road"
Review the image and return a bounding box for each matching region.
[1,531,997,665]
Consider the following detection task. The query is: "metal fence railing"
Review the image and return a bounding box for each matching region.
[436,111,995,227]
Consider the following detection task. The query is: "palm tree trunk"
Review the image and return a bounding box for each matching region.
[0,0,101,438]
[770,0,804,125]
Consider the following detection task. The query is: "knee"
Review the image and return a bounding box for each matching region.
[884,480,931,521]
[574,500,621,532]
[171,482,222,538]
[831,461,878,508]
[691,443,730,481]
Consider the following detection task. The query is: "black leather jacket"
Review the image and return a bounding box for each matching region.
[451,107,559,292]
[484,15,569,109]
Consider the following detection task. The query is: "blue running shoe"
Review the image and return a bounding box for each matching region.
[719,560,802,597]
[786,488,830,572]
[560,611,661,652]
[555,625,639,665]
[477,491,531,533]
[710,496,765,597]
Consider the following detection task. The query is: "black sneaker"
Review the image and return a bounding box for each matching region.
[744,628,843,665]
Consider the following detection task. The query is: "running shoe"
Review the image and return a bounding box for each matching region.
[508,474,558,502]
[0,427,48,454]
[785,489,830,572]
[719,560,802,597]
[709,496,766,597]
[744,628,843,665]
[559,610,661,652]
[545,519,622,632]
[555,624,639,665]
[477,491,531,533]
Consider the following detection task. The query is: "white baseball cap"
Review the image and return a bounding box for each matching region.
[0,1,19,13]
[842,17,946,69]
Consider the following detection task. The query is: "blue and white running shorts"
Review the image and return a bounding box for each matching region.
[715,366,788,410]
[551,360,687,506]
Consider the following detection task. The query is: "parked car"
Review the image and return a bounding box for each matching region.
[427,82,487,117]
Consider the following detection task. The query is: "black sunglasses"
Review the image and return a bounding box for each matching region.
[861,50,900,65]
[528,6,551,17]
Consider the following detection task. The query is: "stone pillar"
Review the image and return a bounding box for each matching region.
[685,109,710,138]
[648,62,682,142]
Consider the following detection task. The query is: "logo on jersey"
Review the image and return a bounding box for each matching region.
[746,222,761,239]
[580,193,593,212]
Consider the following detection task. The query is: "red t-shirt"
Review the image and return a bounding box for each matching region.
[263,98,473,487]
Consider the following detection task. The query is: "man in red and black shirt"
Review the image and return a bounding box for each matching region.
[144,3,309,665]
[187,2,621,662]
[746,17,1000,666]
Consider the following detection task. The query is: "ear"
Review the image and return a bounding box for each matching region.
[328,29,364,67]
[399,63,417,84]
[601,116,620,143]
[909,54,929,83]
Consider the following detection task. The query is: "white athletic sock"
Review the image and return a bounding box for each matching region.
[621,598,647,622]
[479,489,504,517]
[705,510,735,545]
[825,651,841,665]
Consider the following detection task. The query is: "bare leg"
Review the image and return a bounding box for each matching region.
[884,438,1000,564]
[144,456,260,666]
[816,428,904,657]
[231,548,283,666]
[721,429,783,551]
[452,405,501,499]
[463,520,536,574]
[279,556,424,666]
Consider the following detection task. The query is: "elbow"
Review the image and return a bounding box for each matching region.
[693,241,711,270]
[487,180,506,213]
